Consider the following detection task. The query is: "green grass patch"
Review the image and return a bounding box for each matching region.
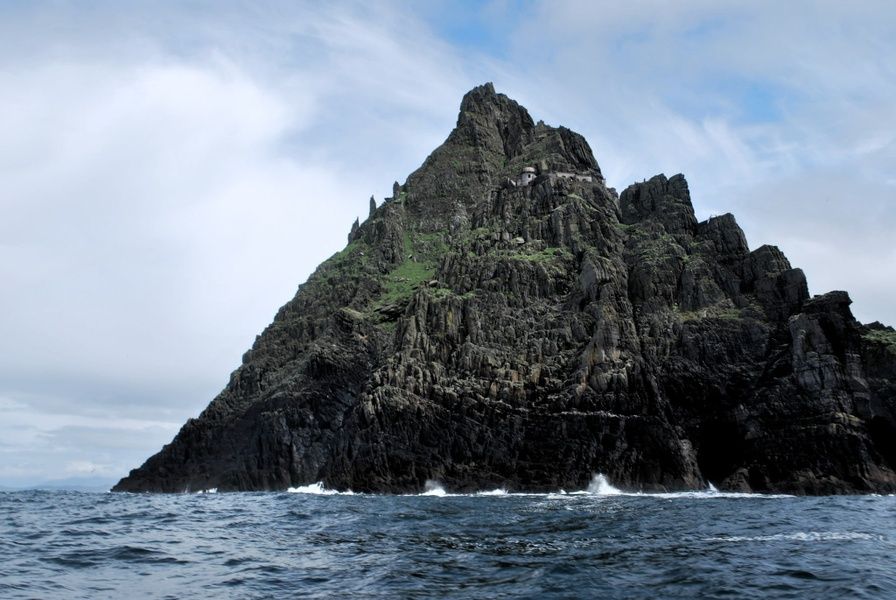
[427,287,453,299]
[372,230,446,310]
[328,239,362,264]
[863,328,896,352]
[513,246,572,263]
[378,260,435,305]
[316,239,372,282]
[424,287,477,301]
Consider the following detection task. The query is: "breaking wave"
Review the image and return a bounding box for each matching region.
[476,488,508,496]
[415,483,509,497]
[286,482,354,495]
[284,474,793,499]
[568,473,794,499]
[586,473,622,495]
[421,480,447,496]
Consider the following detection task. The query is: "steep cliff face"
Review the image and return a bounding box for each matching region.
[114,83,896,495]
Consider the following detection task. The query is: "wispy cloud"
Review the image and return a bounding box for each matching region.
[491,0,896,322]
[1,1,893,484]
[0,2,478,485]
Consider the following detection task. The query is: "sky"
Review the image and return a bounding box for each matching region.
[1,0,894,487]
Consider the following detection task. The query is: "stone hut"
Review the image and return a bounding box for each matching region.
[519,166,537,186]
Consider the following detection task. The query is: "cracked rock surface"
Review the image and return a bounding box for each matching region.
[115,84,896,495]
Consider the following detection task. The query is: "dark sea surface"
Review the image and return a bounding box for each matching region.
[2,482,895,599]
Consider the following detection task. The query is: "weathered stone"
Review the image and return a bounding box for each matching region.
[115,84,896,496]
[620,173,697,236]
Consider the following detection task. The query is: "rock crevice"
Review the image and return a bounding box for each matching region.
[114,84,896,495]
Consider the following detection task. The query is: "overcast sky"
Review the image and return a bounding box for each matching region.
[1,0,894,487]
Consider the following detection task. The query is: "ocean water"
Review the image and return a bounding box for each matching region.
[2,478,895,599]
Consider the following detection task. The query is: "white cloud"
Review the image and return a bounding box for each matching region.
[0,392,181,482]
[1,61,319,394]
[493,0,896,326]
[1,1,894,485]
[0,2,478,485]
[65,460,112,476]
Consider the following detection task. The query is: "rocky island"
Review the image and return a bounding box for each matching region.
[115,84,896,495]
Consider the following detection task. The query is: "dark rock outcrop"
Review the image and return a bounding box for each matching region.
[115,84,896,495]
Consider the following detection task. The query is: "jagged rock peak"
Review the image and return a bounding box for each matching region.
[698,213,749,258]
[404,84,604,226]
[620,173,697,234]
[448,83,599,176]
[113,83,896,497]
[449,82,536,163]
[457,82,534,130]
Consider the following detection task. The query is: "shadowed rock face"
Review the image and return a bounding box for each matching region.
[114,83,896,495]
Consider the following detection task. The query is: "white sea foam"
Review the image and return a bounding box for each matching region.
[196,488,217,494]
[706,531,883,543]
[648,491,794,499]
[569,474,793,499]
[421,480,447,496]
[286,474,793,499]
[287,482,354,495]
[586,473,622,495]
[476,488,508,496]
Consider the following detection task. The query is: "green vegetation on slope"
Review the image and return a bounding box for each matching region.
[863,328,896,354]
[374,231,447,308]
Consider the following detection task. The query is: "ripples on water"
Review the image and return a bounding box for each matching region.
[1,483,895,599]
